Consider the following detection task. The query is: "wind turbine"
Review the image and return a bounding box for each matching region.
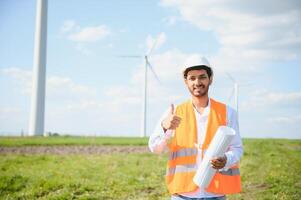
[226,73,239,117]
[119,38,161,137]
[226,73,252,119]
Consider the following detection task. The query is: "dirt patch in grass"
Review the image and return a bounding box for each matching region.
[0,145,150,155]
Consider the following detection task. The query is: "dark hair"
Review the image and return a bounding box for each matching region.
[183,65,213,79]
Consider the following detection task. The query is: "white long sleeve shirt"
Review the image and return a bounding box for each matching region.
[148,99,243,198]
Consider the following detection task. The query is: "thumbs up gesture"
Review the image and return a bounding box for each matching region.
[161,104,182,131]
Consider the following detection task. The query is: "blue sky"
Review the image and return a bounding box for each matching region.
[0,0,300,138]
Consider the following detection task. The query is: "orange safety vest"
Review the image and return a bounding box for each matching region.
[166,98,241,195]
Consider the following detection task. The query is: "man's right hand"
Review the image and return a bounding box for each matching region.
[161,104,182,131]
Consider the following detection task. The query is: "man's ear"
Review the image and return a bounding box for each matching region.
[183,77,188,85]
[209,76,213,85]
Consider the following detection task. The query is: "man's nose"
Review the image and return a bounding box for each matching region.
[195,78,202,84]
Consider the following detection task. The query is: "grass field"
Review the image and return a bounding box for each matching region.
[0,136,149,146]
[0,137,300,200]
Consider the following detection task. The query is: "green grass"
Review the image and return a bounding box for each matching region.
[0,136,148,146]
[0,138,300,199]
[234,139,301,200]
[0,153,167,200]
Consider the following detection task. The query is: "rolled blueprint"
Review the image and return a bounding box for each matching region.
[193,126,235,189]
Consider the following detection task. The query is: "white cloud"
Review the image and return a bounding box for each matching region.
[59,21,111,55]
[44,87,142,136]
[162,16,178,25]
[68,25,111,42]
[160,0,301,71]
[60,20,78,33]
[132,49,214,83]
[1,67,96,97]
[47,76,96,97]
[1,67,32,94]
[242,90,301,110]
[1,67,31,82]
[268,115,301,124]
[60,20,111,42]
[0,107,20,115]
[64,100,103,112]
[103,85,141,107]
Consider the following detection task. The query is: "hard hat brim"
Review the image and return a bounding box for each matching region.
[183,65,213,78]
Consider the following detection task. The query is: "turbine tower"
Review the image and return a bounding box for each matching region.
[141,54,160,138]
[29,0,48,136]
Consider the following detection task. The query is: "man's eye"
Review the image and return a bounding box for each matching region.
[189,77,196,81]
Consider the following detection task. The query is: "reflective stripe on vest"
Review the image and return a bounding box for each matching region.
[169,148,198,160]
[166,164,198,176]
[219,168,240,176]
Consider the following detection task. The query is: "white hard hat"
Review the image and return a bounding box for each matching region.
[182,56,212,77]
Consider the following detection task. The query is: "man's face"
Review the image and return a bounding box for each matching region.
[184,69,212,97]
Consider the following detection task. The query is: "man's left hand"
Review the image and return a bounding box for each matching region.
[210,155,227,169]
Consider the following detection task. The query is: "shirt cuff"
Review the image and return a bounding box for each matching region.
[224,151,234,168]
[164,130,174,140]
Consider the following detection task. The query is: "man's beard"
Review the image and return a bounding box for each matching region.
[189,84,209,97]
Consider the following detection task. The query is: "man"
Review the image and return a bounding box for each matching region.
[149,57,243,200]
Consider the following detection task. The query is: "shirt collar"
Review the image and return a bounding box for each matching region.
[191,98,211,116]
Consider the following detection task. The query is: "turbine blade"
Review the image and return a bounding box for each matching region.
[117,55,142,58]
[147,37,159,56]
[226,72,236,83]
[146,61,161,84]
[228,87,235,103]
